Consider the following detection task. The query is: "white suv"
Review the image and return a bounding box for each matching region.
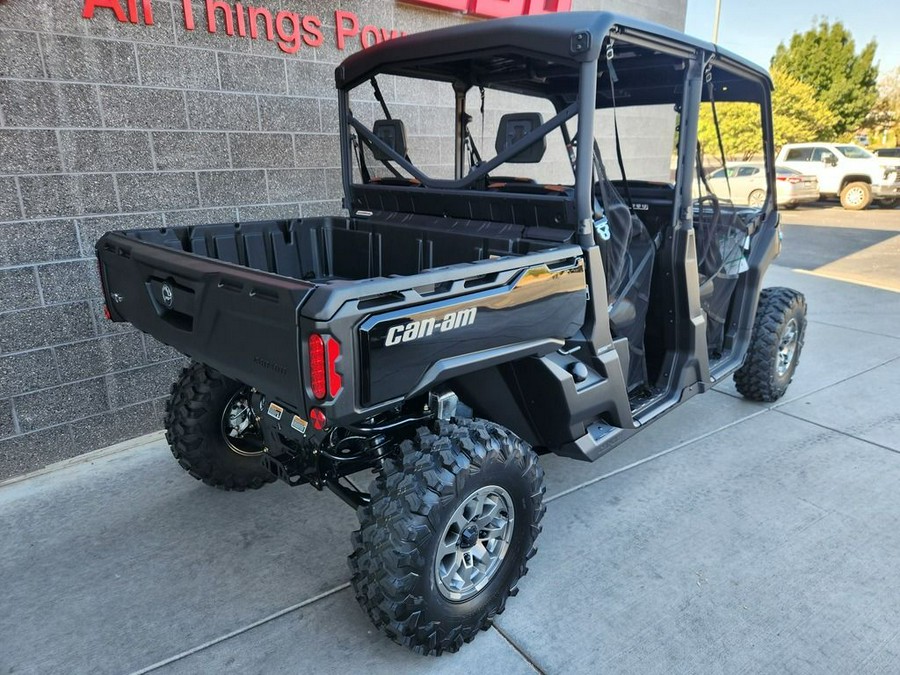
[776,142,900,210]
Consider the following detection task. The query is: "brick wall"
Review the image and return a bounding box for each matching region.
[0,0,685,480]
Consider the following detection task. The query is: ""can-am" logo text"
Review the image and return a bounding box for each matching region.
[385,308,478,346]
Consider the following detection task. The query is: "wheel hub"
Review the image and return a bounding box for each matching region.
[776,318,799,377]
[434,485,515,602]
[846,187,865,206]
[221,390,264,457]
[459,524,479,549]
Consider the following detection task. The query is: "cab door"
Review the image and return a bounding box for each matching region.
[811,146,841,194]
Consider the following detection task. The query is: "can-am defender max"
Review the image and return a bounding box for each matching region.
[96,11,806,655]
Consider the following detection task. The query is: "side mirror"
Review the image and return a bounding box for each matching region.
[823,155,838,167]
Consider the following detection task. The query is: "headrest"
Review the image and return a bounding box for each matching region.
[495,113,545,163]
[372,119,407,161]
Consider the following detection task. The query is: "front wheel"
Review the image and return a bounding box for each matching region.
[840,182,872,210]
[734,287,807,402]
[880,198,899,209]
[349,419,545,655]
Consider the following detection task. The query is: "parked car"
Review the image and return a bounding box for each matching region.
[875,147,900,159]
[776,142,900,210]
[697,162,818,209]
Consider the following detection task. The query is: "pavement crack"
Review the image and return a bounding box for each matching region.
[804,317,900,342]
[773,408,900,457]
[493,623,547,674]
[127,583,351,675]
[545,409,771,504]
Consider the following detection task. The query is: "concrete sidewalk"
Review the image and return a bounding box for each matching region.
[3,266,900,675]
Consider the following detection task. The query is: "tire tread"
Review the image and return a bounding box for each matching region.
[348,418,544,655]
[733,287,807,402]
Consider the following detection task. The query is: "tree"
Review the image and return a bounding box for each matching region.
[872,67,900,146]
[697,69,836,161]
[771,20,878,137]
[771,69,838,147]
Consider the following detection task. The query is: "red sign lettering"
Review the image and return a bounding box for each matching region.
[83,0,154,25]
[83,0,553,53]
[399,0,571,17]
[334,9,360,50]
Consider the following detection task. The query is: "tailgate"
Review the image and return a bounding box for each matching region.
[97,232,315,409]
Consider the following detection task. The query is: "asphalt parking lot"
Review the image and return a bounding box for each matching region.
[2,204,899,674]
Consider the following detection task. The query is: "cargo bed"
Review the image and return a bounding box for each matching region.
[96,214,585,416]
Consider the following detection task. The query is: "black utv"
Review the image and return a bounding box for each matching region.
[96,11,806,655]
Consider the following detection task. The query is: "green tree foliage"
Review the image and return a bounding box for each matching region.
[771,69,838,146]
[697,69,837,161]
[771,20,879,136]
[698,102,762,162]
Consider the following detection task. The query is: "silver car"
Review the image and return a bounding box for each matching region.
[698,163,819,209]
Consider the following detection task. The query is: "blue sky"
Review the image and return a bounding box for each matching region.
[684,0,900,76]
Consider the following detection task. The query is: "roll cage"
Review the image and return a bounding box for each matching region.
[335,11,776,236]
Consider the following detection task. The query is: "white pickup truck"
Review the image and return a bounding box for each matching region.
[776,142,900,210]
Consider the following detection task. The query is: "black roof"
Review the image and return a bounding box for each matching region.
[335,11,771,92]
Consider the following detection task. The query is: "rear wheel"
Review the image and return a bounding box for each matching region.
[165,362,275,491]
[880,198,898,209]
[734,287,807,402]
[840,182,872,210]
[349,419,544,655]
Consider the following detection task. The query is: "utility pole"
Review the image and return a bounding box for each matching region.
[712,0,722,43]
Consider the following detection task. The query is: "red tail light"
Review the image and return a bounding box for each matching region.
[310,407,327,430]
[777,175,802,184]
[308,334,326,399]
[326,338,342,397]
[309,334,342,400]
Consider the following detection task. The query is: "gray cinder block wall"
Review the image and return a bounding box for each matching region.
[0,0,685,481]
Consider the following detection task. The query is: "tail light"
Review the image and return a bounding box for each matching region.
[777,176,802,184]
[308,333,342,400]
[310,407,327,430]
[326,337,342,397]
[308,334,327,399]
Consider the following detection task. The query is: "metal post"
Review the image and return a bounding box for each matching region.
[712,0,722,43]
[575,58,598,240]
[453,85,467,180]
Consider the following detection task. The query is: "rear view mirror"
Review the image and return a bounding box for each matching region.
[372,120,407,161]
[495,113,545,163]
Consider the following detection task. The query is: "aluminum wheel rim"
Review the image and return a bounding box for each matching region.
[434,485,515,602]
[776,318,799,377]
[749,191,765,208]
[845,186,866,207]
[220,390,264,457]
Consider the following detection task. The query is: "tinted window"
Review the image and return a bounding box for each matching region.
[876,148,900,158]
[737,166,759,177]
[776,166,801,175]
[836,145,873,159]
[785,148,813,161]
